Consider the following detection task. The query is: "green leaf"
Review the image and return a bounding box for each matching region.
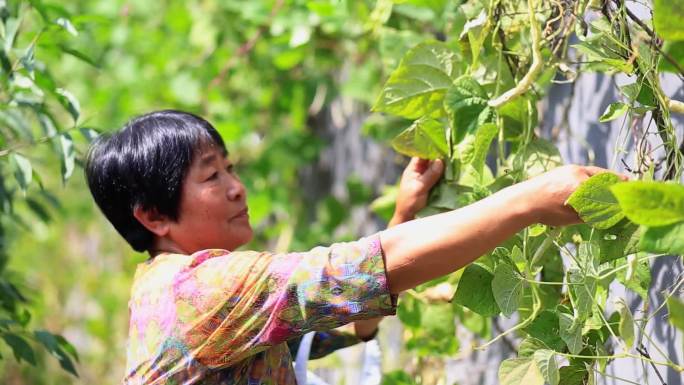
[491,262,524,317]
[660,41,684,73]
[397,294,422,328]
[611,181,684,226]
[2,333,36,365]
[573,38,633,73]
[654,0,684,41]
[620,82,657,108]
[381,370,418,385]
[558,364,589,385]
[533,350,559,385]
[559,312,583,355]
[569,271,596,321]
[373,41,460,119]
[599,102,629,122]
[640,222,684,255]
[55,88,80,122]
[35,331,78,376]
[616,256,651,301]
[524,311,566,352]
[518,337,549,357]
[444,75,493,141]
[452,263,500,316]
[567,173,624,229]
[615,298,635,348]
[498,358,544,385]
[512,138,562,177]
[391,119,448,159]
[470,122,498,174]
[667,296,684,331]
[59,133,75,182]
[11,153,32,191]
[597,220,640,263]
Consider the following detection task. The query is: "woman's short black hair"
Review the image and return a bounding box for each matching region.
[85,110,226,252]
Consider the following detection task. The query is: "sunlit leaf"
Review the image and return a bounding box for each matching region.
[598,102,629,122]
[654,0,684,41]
[391,118,448,159]
[373,41,461,119]
[611,181,684,226]
[566,172,624,229]
[640,222,684,255]
[498,358,544,385]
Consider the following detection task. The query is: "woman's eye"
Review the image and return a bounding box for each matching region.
[207,172,218,181]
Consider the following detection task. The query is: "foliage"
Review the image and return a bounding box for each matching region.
[372,0,684,383]
[0,0,89,376]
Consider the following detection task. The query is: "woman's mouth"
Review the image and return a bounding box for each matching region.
[232,208,249,219]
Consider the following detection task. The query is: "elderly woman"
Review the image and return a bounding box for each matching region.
[86,110,617,384]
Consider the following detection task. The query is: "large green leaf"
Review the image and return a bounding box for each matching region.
[391,119,448,159]
[640,222,684,255]
[373,41,460,119]
[654,0,684,41]
[491,262,524,317]
[611,181,684,226]
[498,358,544,385]
[533,350,559,385]
[452,263,500,316]
[566,173,624,229]
[444,75,493,141]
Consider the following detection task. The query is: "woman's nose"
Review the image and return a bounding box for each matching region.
[227,177,245,201]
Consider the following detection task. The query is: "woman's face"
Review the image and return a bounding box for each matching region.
[166,144,253,253]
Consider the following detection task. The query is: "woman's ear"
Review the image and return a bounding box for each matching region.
[133,205,171,237]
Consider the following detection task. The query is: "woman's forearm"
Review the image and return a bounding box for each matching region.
[380,182,537,294]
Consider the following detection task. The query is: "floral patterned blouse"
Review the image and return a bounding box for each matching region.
[123,235,396,384]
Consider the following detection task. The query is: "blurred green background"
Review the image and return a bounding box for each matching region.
[0,0,454,383]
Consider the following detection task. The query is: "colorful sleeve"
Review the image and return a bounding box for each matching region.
[176,234,396,368]
[287,330,362,360]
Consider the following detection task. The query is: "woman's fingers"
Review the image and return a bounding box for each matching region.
[582,165,630,181]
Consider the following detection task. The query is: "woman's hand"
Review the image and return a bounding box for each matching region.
[390,157,445,226]
[518,165,629,226]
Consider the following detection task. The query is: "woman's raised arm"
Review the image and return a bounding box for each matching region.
[379,165,623,294]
